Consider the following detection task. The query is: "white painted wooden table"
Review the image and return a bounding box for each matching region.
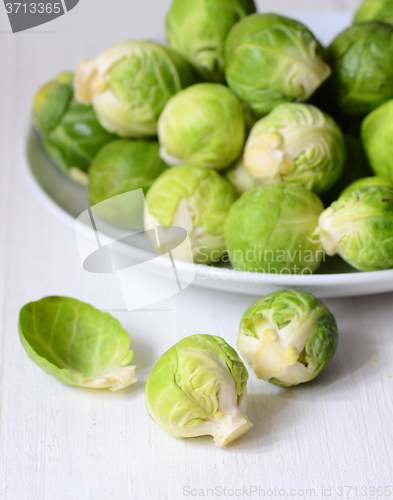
[1,1,393,499]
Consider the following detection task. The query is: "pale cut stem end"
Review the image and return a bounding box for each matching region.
[74,58,96,105]
[302,62,332,100]
[159,147,185,168]
[244,132,295,183]
[69,167,89,186]
[83,366,137,392]
[319,230,340,257]
[318,207,342,256]
[213,410,253,447]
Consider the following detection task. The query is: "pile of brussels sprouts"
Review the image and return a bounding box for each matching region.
[19,289,339,447]
[32,0,393,274]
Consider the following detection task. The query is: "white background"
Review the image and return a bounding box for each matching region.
[1,1,393,499]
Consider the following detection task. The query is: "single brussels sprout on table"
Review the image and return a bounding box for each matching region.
[145,165,237,264]
[354,0,393,24]
[158,83,245,170]
[321,135,371,206]
[316,186,393,271]
[19,296,136,391]
[237,290,339,387]
[225,184,325,274]
[224,13,331,119]
[325,22,393,117]
[145,334,252,447]
[361,99,393,179]
[166,0,256,82]
[340,176,393,198]
[88,140,169,228]
[32,72,117,184]
[75,41,197,138]
[243,103,345,195]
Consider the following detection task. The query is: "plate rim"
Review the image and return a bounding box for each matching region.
[21,123,393,292]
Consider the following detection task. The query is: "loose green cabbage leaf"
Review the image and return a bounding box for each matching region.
[19,297,136,391]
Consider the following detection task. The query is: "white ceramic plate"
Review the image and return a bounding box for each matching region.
[22,12,393,299]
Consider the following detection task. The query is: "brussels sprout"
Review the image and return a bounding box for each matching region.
[243,103,345,194]
[361,99,393,179]
[237,290,339,387]
[75,41,196,138]
[145,334,252,447]
[354,0,393,24]
[32,72,117,183]
[19,297,136,391]
[145,165,237,264]
[166,0,256,82]
[325,22,393,117]
[316,186,393,271]
[322,135,371,206]
[225,184,324,274]
[224,13,331,119]
[340,176,393,198]
[158,83,245,170]
[88,140,169,227]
